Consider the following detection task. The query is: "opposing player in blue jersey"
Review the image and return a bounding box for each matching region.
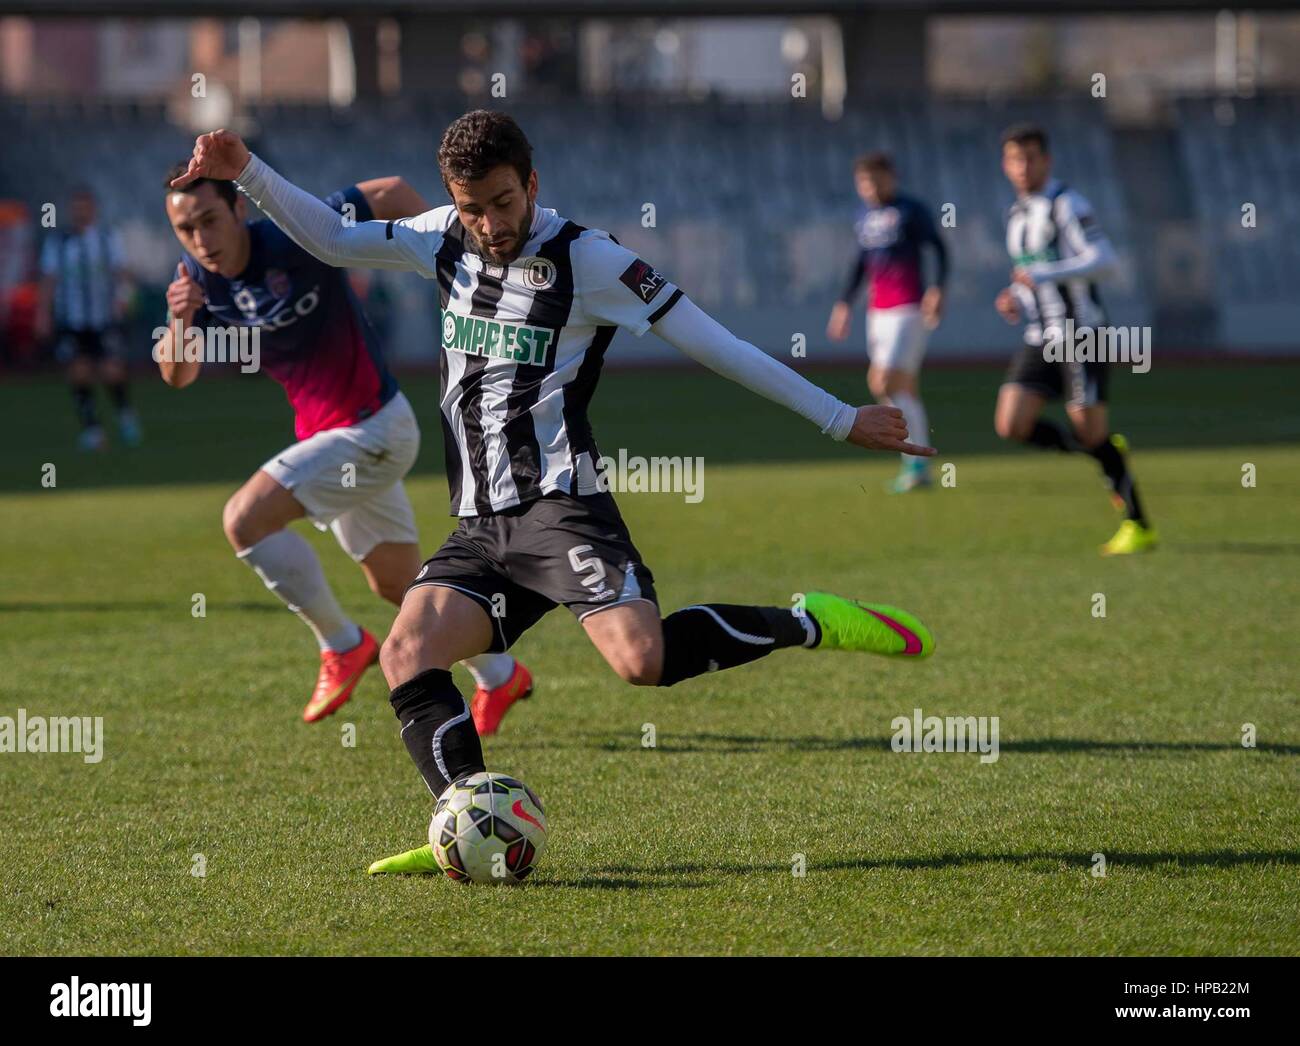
[828,152,948,493]
[154,164,531,728]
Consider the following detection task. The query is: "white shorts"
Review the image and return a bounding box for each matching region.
[261,391,421,561]
[867,304,928,374]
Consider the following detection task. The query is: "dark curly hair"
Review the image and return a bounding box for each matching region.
[437,110,533,191]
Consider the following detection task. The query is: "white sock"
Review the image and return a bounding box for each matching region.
[463,653,516,691]
[891,390,931,466]
[238,530,362,652]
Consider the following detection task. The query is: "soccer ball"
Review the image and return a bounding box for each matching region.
[429,771,548,884]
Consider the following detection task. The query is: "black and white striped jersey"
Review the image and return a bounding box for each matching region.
[1005,179,1109,345]
[39,225,124,332]
[384,205,682,516]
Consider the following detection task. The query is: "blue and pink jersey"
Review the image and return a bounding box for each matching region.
[840,193,947,311]
[180,186,397,440]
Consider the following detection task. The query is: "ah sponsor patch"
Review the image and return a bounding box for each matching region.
[619,259,667,305]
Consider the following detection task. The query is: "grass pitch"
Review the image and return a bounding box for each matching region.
[0,363,1297,955]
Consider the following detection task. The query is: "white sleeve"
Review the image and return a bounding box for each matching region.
[234,153,444,275]
[651,295,857,441]
[1025,191,1116,282]
[572,232,681,335]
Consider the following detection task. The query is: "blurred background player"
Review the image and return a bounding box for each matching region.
[827,152,947,493]
[156,164,530,728]
[36,187,140,451]
[994,123,1156,556]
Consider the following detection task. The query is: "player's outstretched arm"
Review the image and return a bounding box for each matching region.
[652,295,934,457]
[172,130,430,273]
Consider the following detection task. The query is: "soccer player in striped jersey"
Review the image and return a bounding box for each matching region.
[827,152,947,493]
[995,123,1156,556]
[172,112,936,874]
[156,164,530,726]
[36,188,141,451]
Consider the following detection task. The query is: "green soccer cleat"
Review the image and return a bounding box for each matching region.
[1100,519,1159,557]
[367,843,440,875]
[804,591,934,658]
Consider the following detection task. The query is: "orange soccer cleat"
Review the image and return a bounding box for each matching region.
[470,661,533,736]
[302,628,379,722]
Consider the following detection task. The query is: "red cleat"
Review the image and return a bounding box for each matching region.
[471,661,533,736]
[302,629,379,722]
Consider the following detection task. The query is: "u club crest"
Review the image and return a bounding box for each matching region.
[521,257,557,291]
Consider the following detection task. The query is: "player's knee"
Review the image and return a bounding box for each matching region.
[380,618,458,686]
[222,493,260,551]
[610,643,663,686]
[379,626,419,683]
[867,371,890,401]
[994,414,1028,441]
[1073,421,1107,449]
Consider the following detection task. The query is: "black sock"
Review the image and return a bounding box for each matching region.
[71,385,98,429]
[1088,437,1147,525]
[389,668,485,797]
[658,604,814,688]
[108,381,130,411]
[1025,419,1074,452]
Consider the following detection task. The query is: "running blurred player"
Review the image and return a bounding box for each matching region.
[156,164,530,726]
[36,187,141,450]
[827,152,946,493]
[171,115,936,874]
[995,124,1156,556]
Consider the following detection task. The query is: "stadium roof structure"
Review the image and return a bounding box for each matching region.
[9,0,1298,16]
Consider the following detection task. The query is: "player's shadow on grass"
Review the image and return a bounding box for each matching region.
[595,849,1300,878]
[0,600,286,614]
[532,876,711,891]
[568,733,1300,757]
[1176,541,1300,556]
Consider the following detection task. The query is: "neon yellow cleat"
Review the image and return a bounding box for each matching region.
[804,591,934,658]
[1100,519,1159,557]
[367,842,440,875]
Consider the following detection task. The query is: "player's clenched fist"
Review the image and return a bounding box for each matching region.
[166,263,204,322]
[995,287,1021,324]
[170,129,251,188]
[846,404,935,457]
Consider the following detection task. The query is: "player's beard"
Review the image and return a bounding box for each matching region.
[474,209,533,265]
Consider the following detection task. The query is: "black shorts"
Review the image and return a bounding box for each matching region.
[408,490,659,652]
[1004,342,1109,408]
[55,327,122,365]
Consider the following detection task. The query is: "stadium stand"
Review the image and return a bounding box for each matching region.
[3,94,1291,359]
